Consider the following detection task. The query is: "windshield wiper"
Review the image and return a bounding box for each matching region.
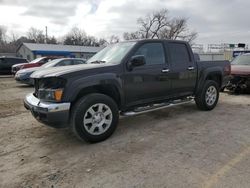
[89,60,106,64]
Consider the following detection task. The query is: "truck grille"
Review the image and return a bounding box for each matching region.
[34,79,39,97]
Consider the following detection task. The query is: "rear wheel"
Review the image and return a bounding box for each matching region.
[195,80,219,111]
[71,93,119,143]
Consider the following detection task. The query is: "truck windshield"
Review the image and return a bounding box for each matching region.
[29,57,44,64]
[86,42,136,64]
[41,59,61,68]
[231,55,250,65]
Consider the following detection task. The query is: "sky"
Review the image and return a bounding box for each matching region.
[0,0,249,46]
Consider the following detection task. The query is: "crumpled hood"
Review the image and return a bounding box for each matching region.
[231,65,250,76]
[30,63,114,78]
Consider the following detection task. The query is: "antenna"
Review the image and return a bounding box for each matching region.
[45,26,48,44]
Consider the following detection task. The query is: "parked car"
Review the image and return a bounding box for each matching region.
[24,39,231,143]
[11,57,57,75]
[0,57,28,74]
[15,58,86,85]
[226,53,250,92]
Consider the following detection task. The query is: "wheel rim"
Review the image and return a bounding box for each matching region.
[205,86,217,106]
[83,103,113,135]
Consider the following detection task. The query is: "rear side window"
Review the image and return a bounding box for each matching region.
[57,60,73,66]
[134,43,165,65]
[168,43,191,67]
[74,60,85,65]
[11,58,27,64]
[8,58,16,64]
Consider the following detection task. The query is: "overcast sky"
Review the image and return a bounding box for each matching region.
[0,0,249,45]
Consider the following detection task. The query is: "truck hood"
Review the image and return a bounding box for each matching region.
[231,65,250,76]
[31,63,114,78]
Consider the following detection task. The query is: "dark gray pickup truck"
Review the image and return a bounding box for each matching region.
[24,39,231,143]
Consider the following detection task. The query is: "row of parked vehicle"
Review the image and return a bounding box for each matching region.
[0,56,86,85]
[14,57,86,85]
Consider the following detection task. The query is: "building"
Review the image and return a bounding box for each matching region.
[17,43,103,61]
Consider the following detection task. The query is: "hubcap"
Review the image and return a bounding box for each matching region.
[205,86,217,106]
[83,103,113,135]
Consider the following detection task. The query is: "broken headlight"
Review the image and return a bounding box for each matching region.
[35,77,66,102]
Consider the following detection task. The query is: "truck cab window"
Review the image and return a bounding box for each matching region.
[169,43,191,68]
[134,43,165,65]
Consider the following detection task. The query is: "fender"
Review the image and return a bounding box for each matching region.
[195,66,223,95]
[63,73,124,105]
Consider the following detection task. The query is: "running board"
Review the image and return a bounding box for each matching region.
[121,98,194,117]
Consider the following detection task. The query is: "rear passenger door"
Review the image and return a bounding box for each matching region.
[5,58,14,71]
[167,42,197,96]
[0,58,8,72]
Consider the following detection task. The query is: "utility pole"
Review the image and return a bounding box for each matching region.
[45,26,48,44]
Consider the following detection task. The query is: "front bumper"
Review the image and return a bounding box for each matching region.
[24,93,71,128]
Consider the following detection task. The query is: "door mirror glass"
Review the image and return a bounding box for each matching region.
[128,55,146,70]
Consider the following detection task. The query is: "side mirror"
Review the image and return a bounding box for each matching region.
[127,55,146,71]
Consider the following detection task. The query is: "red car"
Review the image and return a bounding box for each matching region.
[226,53,250,92]
[11,57,57,74]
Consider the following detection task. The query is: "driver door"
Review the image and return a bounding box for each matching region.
[123,42,171,107]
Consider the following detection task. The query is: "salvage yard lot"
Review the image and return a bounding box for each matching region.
[0,76,250,188]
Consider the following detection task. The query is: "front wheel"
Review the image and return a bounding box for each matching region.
[195,80,219,111]
[71,93,119,143]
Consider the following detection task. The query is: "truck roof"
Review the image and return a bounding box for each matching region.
[120,39,189,44]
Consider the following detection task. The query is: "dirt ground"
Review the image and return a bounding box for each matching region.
[0,76,250,188]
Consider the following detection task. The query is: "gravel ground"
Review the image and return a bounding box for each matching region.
[0,76,250,188]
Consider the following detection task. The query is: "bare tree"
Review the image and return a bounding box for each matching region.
[108,35,120,44]
[123,31,143,40]
[63,27,108,47]
[27,27,45,43]
[0,25,7,44]
[98,38,108,46]
[123,9,197,43]
[63,27,87,45]
[46,36,58,44]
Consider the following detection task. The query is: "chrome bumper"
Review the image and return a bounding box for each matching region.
[24,93,70,112]
[24,93,71,128]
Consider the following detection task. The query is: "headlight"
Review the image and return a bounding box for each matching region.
[15,72,23,78]
[35,77,66,102]
[38,88,63,102]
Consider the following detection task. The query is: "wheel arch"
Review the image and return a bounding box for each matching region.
[196,67,223,95]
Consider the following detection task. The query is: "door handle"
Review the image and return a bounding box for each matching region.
[187,66,195,71]
[162,69,170,73]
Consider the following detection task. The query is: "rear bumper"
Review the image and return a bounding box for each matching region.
[222,75,231,88]
[24,93,71,128]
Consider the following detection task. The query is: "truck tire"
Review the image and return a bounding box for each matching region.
[195,80,219,111]
[71,93,119,143]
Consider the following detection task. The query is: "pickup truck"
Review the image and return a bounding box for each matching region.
[24,39,231,143]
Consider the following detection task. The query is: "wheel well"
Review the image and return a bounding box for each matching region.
[73,84,121,108]
[206,74,222,87]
